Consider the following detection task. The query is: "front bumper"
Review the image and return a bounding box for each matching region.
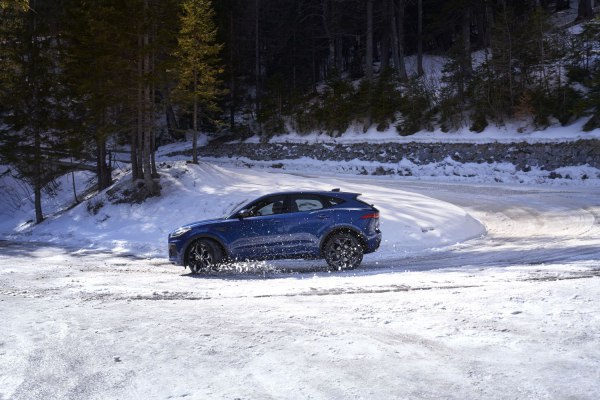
[168,239,185,266]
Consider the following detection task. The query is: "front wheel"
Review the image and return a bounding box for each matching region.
[186,239,223,274]
[323,232,363,271]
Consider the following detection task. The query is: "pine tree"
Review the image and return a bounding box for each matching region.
[0,0,65,223]
[62,0,133,192]
[0,0,27,10]
[173,0,224,164]
[580,18,600,130]
[63,0,178,200]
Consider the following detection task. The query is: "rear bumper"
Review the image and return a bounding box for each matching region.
[364,230,382,254]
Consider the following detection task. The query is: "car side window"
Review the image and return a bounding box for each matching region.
[292,195,325,212]
[321,195,345,207]
[248,195,288,216]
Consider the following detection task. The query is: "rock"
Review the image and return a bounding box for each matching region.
[193,140,600,170]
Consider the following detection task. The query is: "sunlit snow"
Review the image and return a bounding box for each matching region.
[1,142,599,399]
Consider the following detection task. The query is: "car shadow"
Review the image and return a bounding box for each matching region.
[180,239,600,280]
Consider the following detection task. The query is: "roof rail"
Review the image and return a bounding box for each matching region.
[331,188,340,192]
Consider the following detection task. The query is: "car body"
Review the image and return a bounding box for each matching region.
[168,189,381,272]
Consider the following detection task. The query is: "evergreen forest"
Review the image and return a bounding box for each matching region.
[0,0,599,222]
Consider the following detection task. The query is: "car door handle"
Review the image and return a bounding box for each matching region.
[317,214,329,220]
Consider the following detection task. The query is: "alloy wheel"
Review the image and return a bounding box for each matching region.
[325,234,363,270]
[188,240,215,273]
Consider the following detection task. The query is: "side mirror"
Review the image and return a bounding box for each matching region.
[236,209,253,219]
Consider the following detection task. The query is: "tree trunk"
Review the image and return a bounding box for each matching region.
[577,0,594,20]
[417,0,424,76]
[389,0,400,72]
[131,33,142,182]
[537,3,547,90]
[381,36,390,71]
[255,0,261,120]
[34,178,43,224]
[130,130,140,181]
[166,103,180,138]
[229,8,235,130]
[500,1,514,108]
[34,127,43,224]
[335,36,343,72]
[555,0,570,11]
[365,0,373,80]
[292,31,297,89]
[311,39,317,90]
[192,71,198,164]
[484,0,494,48]
[462,7,472,77]
[135,26,144,183]
[30,0,43,224]
[396,0,408,81]
[322,0,335,74]
[151,138,157,177]
[71,168,79,204]
[132,0,159,198]
[142,26,155,194]
[151,47,158,178]
[96,136,111,191]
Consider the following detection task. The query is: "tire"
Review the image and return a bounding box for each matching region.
[323,232,363,270]
[186,239,223,274]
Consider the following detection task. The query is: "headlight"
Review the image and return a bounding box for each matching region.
[170,227,191,238]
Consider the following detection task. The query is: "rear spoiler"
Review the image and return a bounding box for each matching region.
[332,188,362,197]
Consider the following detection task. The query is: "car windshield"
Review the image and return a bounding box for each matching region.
[225,198,251,218]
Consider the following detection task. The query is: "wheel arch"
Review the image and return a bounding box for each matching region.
[183,234,229,264]
[320,226,368,256]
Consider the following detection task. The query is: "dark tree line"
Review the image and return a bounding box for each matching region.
[216,0,597,136]
[0,0,599,222]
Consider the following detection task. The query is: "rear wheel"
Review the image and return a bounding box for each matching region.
[186,239,223,274]
[323,232,363,270]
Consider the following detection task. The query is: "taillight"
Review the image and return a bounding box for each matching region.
[360,212,379,219]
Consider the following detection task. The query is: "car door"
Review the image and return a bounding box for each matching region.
[227,195,292,259]
[287,194,333,255]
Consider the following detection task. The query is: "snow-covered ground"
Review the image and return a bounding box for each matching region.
[0,160,485,260]
[1,131,600,399]
[2,250,599,400]
[2,5,599,395]
[197,154,600,187]
[241,117,600,145]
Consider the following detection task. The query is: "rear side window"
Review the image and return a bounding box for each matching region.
[321,195,345,207]
[293,195,324,212]
[291,194,345,212]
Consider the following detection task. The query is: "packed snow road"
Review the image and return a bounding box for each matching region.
[358,179,600,271]
[1,177,600,400]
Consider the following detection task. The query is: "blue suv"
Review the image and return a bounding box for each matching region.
[168,190,381,272]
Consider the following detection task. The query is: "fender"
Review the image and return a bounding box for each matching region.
[182,232,230,259]
[319,223,368,252]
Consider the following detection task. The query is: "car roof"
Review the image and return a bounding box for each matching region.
[259,190,361,199]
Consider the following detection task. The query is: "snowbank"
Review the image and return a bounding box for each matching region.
[0,161,485,260]
[242,117,600,145]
